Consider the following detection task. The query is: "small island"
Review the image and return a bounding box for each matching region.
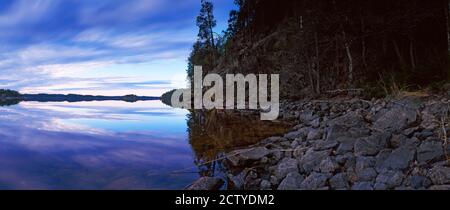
[0,89,160,106]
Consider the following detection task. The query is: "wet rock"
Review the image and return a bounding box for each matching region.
[300,172,329,190]
[352,182,373,190]
[428,166,450,185]
[330,173,349,189]
[354,132,390,156]
[298,149,331,173]
[275,158,299,179]
[227,147,270,166]
[376,171,404,189]
[188,177,224,190]
[380,145,415,170]
[277,172,304,190]
[417,141,444,164]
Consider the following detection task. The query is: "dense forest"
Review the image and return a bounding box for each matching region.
[188,0,450,99]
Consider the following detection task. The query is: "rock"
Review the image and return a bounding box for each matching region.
[410,175,432,189]
[390,135,418,148]
[373,106,418,132]
[227,147,270,166]
[228,170,247,189]
[188,177,224,190]
[330,173,349,189]
[300,172,329,190]
[355,156,376,173]
[352,182,373,190]
[275,158,299,179]
[299,111,317,124]
[307,129,323,141]
[329,111,366,128]
[311,118,321,128]
[285,130,303,140]
[357,168,378,182]
[428,185,450,190]
[354,132,390,156]
[277,172,304,190]
[318,157,340,173]
[380,145,416,170]
[428,166,450,185]
[270,175,279,186]
[314,140,339,151]
[403,127,419,137]
[374,183,388,190]
[336,142,354,155]
[414,131,434,140]
[376,171,404,189]
[260,180,272,190]
[417,141,444,164]
[298,149,331,173]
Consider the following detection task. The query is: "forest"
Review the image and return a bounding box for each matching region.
[188,0,450,99]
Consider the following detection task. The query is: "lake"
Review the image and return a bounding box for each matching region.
[0,100,291,190]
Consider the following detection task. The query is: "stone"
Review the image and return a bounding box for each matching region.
[227,147,270,166]
[277,172,304,190]
[380,145,415,170]
[228,170,247,189]
[311,118,321,128]
[329,111,366,128]
[352,182,373,190]
[357,168,378,182]
[275,158,299,179]
[417,141,444,164]
[299,111,317,124]
[415,131,434,140]
[374,183,388,190]
[410,175,432,189]
[188,177,224,190]
[376,171,404,189]
[336,142,354,154]
[428,166,450,185]
[354,132,390,156]
[260,180,272,190]
[330,173,349,189]
[270,176,279,186]
[390,135,418,148]
[428,185,450,190]
[314,140,339,151]
[285,130,304,140]
[373,106,418,132]
[307,129,323,141]
[318,157,340,173]
[355,156,376,173]
[298,149,331,173]
[300,172,329,190]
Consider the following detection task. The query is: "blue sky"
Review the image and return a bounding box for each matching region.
[0,0,236,96]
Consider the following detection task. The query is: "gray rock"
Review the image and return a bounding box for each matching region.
[228,170,247,189]
[311,118,321,128]
[260,180,272,190]
[428,166,450,185]
[414,131,434,140]
[374,183,388,190]
[285,130,303,140]
[354,132,390,156]
[417,141,444,163]
[227,147,270,166]
[373,105,418,132]
[355,156,376,173]
[298,149,331,173]
[275,158,299,179]
[329,111,366,128]
[428,185,450,190]
[380,145,415,170]
[299,111,317,124]
[410,175,432,189]
[188,177,224,190]
[376,171,404,189]
[330,173,349,189]
[307,129,323,141]
[357,168,378,182]
[300,172,329,190]
[318,157,340,173]
[336,142,354,154]
[270,175,279,186]
[352,182,373,190]
[277,172,304,190]
[390,135,418,148]
[314,140,339,151]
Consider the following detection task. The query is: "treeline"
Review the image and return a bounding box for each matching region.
[188,0,450,99]
[0,89,20,98]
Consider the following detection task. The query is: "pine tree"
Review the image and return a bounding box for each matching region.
[196,0,217,49]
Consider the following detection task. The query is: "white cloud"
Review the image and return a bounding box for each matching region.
[0,0,56,26]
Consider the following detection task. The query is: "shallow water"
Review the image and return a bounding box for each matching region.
[0,100,291,190]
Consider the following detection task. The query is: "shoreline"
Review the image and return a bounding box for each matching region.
[189,93,450,190]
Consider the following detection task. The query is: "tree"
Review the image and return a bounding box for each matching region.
[196,0,217,49]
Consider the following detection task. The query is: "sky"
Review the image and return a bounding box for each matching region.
[0,0,236,96]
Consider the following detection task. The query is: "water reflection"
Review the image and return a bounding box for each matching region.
[0,100,197,190]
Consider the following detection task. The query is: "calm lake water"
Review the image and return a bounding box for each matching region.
[0,100,291,190]
[0,100,199,190]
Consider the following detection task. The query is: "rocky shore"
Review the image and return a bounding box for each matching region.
[190,94,450,190]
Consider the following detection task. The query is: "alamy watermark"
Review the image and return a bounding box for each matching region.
[171,66,280,120]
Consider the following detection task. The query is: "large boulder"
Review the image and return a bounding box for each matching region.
[277,172,304,190]
[354,132,390,156]
[227,147,270,166]
[298,149,331,173]
[275,158,299,179]
[417,141,444,164]
[380,145,416,170]
[373,105,418,133]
